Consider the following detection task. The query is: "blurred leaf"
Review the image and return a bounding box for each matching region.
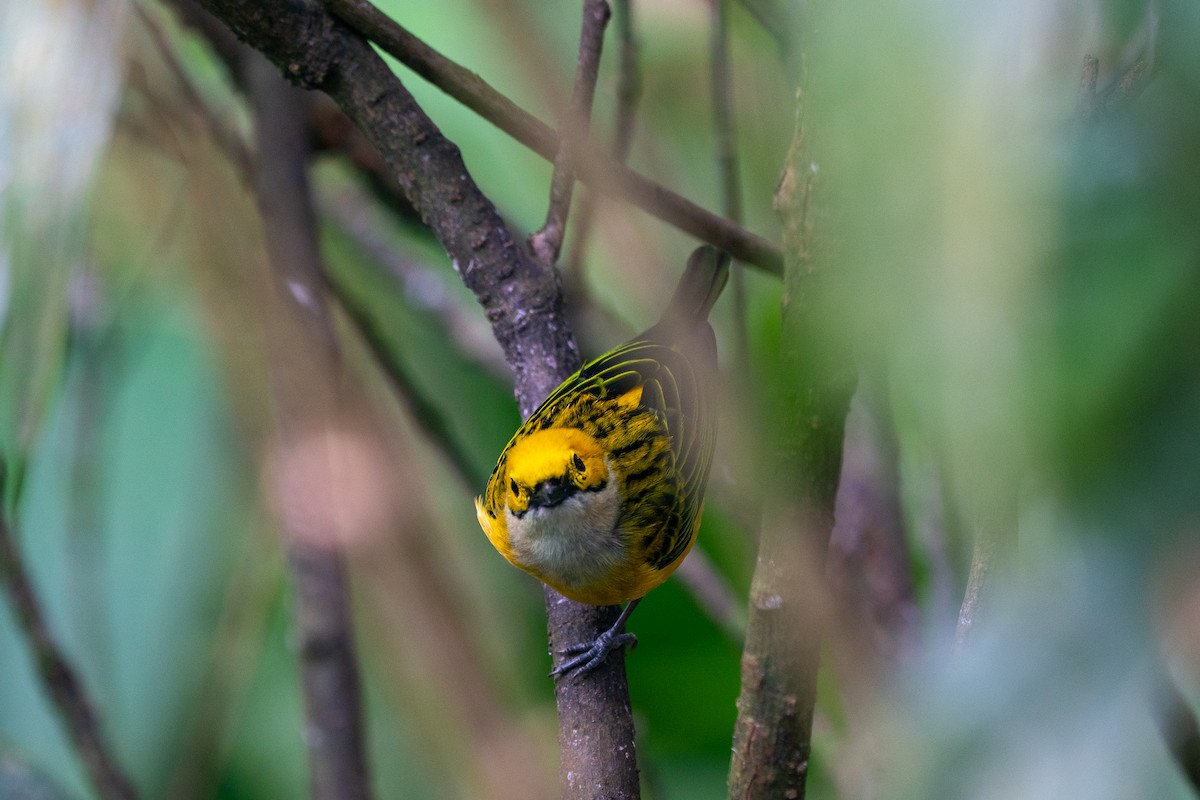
[0,1,127,486]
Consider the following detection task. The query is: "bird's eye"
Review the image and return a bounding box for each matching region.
[571,453,585,473]
[509,478,519,495]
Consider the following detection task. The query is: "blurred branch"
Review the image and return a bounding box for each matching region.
[728,71,856,800]
[244,52,374,800]
[1078,8,1159,122]
[307,97,422,223]
[736,0,795,71]
[709,0,749,366]
[1152,659,1200,793]
[329,271,486,491]
[0,465,140,800]
[953,519,999,652]
[952,491,1016,652]
[827,375,919,716]
[676,547,746,641]
[1077,54,1100,120]
[608,0,640,163]
[315,182,507,378]
[136,3,252,175]
[320,0,783,274]
[529,0,610,265]
[0,750,79,800]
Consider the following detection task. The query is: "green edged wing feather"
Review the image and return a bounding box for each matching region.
[483,247,727,578]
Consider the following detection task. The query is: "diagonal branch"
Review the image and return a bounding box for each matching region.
[321,0,782,274]
[0,465,139,800]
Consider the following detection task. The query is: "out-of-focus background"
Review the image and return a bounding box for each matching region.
[1,0,1199,798]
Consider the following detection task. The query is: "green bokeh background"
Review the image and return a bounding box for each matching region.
[3,0,1200,798]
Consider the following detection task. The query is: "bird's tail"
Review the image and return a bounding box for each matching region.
[659,246,730,327]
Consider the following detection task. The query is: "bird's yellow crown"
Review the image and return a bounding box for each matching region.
[503,428,608,516]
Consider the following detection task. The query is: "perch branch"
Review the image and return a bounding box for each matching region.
[189,3,642,798]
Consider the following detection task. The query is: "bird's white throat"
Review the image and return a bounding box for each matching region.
[505,461,624,590]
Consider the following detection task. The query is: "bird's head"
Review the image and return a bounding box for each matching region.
[504,428,609,517]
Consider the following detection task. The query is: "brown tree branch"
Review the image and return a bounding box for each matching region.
[0,465,140,800]
[244,50,374,800]
[530,0,610,265]
[187,4,643,798]
[320,0,783,274]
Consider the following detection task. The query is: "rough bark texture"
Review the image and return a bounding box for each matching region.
[546,591,641,799]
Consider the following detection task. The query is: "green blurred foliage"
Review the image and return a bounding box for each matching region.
[2,0,1200,798]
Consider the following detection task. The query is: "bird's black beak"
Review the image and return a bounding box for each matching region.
[530,477,574,509]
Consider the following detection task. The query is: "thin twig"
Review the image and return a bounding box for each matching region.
[328,271,487,492]
[708,0,749,367]
[530,0,610,265]
[135,3,253,175]
[0,465,140,800]
[245,51,373,800]
[320,0,782,274]
[563,0,640,311]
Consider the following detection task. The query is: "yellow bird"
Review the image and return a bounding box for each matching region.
[476,246,728,676]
